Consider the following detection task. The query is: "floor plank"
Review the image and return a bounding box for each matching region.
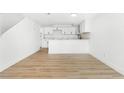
[0,48,123,79]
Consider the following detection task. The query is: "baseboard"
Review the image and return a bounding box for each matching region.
[0,48,40,72]
[104,61,124,75]
[91,53,124,75]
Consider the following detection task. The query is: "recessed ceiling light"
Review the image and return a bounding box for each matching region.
[71,13,77,17]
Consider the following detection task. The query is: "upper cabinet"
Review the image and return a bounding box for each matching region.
[79,21,90,39]
[79,21,85,33]
[80,19,91,33]
[62,27,77,35]
[44,27,53,34]
[43,26,78,35]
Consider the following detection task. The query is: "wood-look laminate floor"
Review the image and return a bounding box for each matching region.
[0,48,123,79]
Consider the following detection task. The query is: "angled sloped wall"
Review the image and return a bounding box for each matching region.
[0,13,24,34]
[0,18,40,72]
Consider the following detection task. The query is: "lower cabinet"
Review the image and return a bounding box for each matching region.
[41,39,48,48]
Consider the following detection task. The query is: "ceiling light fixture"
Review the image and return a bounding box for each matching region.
[47,13,51,15]
[71,13,77,17]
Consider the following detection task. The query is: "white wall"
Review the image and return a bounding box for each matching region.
[49,40,89,54]
[87,14,124,75]
[0,18,40,72]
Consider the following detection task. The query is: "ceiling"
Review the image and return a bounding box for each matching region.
[0,13,88,33]
[23,13,85,26]
[0,13,24,33]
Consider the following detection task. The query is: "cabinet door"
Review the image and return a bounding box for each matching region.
[63,27,69,34]
[41,39,48,48]
[63,27,76,34]
[44,27,53,34]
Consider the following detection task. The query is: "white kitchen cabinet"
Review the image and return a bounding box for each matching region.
[44,27,53,34]
[40,26,79,48]
[41,39,48,48]
[44,26,77,35]
[80,21,85,33]
[62,27,77,35]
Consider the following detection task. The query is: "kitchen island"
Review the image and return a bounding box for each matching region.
[48,40,89,54]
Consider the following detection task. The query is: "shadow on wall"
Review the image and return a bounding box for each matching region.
[0,13,24,34]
